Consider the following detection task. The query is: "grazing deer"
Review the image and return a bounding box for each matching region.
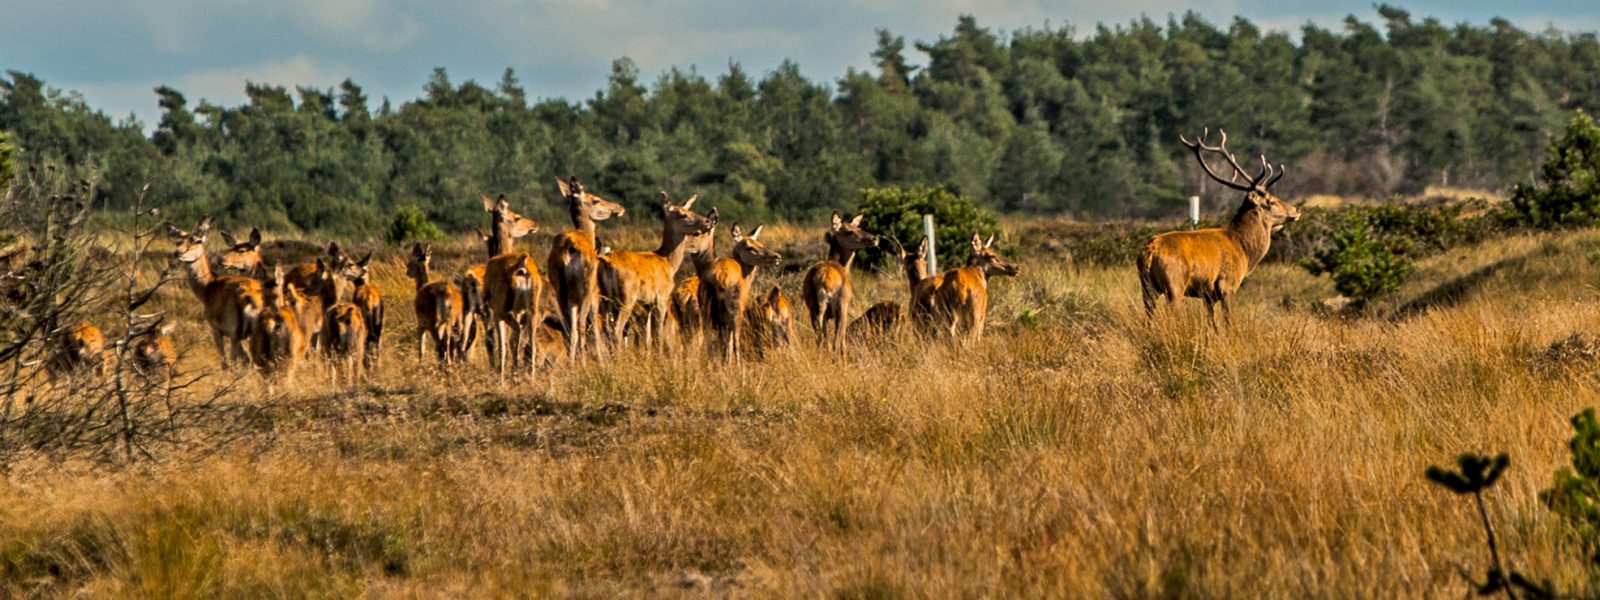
[47,320,106,379]
[599,192,716,348]
[802,211,878,351]
[745,284,794,353]
[847,300,904,341]
[406,243,466,363]
[889,236,943,335]
[695,222,782,362]
[324,301,367,386]
[169,218,263,368]
[1139,129,1300,326]
[131,319,177,385]
[547,176,624,360]
[480,194,543,376]
[934,233,1020,340]
[340,252,384,369]
[216,227,264,278]
[252,265,308,384]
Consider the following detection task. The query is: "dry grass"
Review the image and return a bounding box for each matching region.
[5,221,1600,597]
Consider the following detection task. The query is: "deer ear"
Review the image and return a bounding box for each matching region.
[970,231,984,252]
[705,207,719,229]
[731,223,745,242]
[768,285,781,301]
[985,234,996,248]
[166,223,187,238]
[328,241,342,258]
[850,213,864,227]
[248,228,262,248]
[682,194,698,209]
[917,236,928,256]
[481,194,497,212]
[158,320,176,336]
[273,264,284,281]
[196,216,212,233]
[219,230,239,247]
[316,258,326,270]
[750,224,765,240]
[658,191,672,208]
[555,177,572,198]
[830,211,843,230]
[410,242,425,257]
[359,251,372,267]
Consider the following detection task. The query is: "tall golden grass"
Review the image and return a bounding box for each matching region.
[4,221,1600,597]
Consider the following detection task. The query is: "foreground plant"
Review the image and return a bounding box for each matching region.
[1426,452,1554,599]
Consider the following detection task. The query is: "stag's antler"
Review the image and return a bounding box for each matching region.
[1180,128,1277,192]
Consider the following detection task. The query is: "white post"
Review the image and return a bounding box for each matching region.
[1189,196,1200,229]
[923,214,938,274]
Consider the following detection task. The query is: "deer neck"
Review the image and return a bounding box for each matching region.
[180,254,213,299]
[689,241,718,279]
[488,218,516,257]
[737,260,762,285]
[656,226,693,275]
[410,266,430,291]
[568,205,598,238]
[1227,203,1274,273]
[905,258,931,291]
[825,233,858,272]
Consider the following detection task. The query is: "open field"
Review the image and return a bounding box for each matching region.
[5,218,1600,597]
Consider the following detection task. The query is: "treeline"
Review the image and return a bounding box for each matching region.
[1,6,1597,236]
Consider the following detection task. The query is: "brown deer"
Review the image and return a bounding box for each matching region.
[887,236,943,335]
[284,243,349,298]
[599,192,715,347]
[340,252,384,369]
[480,194,543,375]
[934,233,1020,340]
[744,284,794,353]
[131,319,177,384]
[802,211,878,351]
[695,222,782,362]
[252,265,308,384]
[1139,129,1300,326]
[47,320,107,379]
[324,301,367,386]
[847,300,904,341]
[169,218,263,368]
[216,227,264,278]
[406,243,466,363]
[547,176,624,360]
[668,222,720,345]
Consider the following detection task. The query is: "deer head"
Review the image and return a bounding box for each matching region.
[555,176,624,228]
[968,232,1019,278]
[216,227,263,276]
[341,251,373,287]
[660,192,715,236]
[1179,128,1301,231]
[731,223,782,269]
[480,193,538,256]
[890,235,933,283]
[168,217,212,264]
[828,211,878,252]
[406,243,433,282]
[263,264,291,309]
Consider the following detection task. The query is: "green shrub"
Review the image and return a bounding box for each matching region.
[0,131,13,190]
[1300,216,1413,300]
[1541,407,1600,564]
[856,185,1000,269]
[1510,111,1600,228]
[385,205,447,246]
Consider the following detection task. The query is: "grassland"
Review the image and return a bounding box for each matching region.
[4,217,1600,597]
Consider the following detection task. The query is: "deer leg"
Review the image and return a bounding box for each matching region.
[613,298,636,347]
[589,301,608,361]
[566,305,580,360]
[211,328,229,368]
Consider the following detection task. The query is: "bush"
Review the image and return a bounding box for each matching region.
[1510,111,1600,228]
[386,205,447,246]
[1541,407,1600,564]
[1301,215,1413,300]
[856,185,1000,269]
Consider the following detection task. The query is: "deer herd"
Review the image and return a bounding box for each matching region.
[41,130,1300,388]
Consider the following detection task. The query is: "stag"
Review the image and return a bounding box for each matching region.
[1138,129,1300,326]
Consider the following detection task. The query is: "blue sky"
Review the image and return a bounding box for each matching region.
[2,0,1596,128]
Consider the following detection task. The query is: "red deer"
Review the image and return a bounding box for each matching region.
[216,227,264,278]
[284,243,348,300]
[252,265,308,384]
[801,211,878,351]
[169,218,263,368]
[324,301,367,386]
[695,222,781,362]
[340,252,384,369]
[599,192,715,347]
[547,176,623,360]
[745,284,794,353]
[406,243,466,363]
[887,236,943,335]
[847,300,904,341]
[934,233,1020,340]
[480,194,542,376]
[131,319,177,384]
[1139,129,1300,326]
[47,321,106,379]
